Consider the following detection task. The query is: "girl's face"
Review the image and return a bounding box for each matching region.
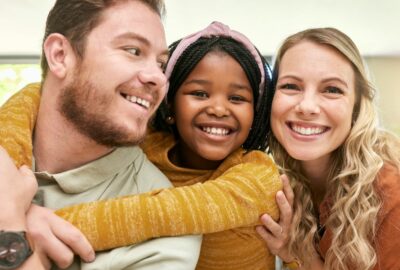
[172,51,254,170]
[271,41,356,168]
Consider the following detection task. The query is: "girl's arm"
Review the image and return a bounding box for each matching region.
[0,83,40,168]
[0,85,282,252]
[56,160,281,251]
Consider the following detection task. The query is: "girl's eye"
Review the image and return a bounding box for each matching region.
[229,95,247,103]
[126,47,140,56]
[190,91,208,98]
[325,86,344,94]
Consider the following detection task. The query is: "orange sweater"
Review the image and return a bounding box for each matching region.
[319,164,400,269]
[0,84,282,270]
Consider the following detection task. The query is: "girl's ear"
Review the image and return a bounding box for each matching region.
[165,116,175,125]
[43,33,76,79]
[165,102,175,125]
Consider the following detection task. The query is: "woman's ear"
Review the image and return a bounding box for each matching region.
[43,33,75,79]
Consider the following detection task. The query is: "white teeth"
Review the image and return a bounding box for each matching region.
[202,127,229,136]
[125,95,150,109]
[292,125,325,135]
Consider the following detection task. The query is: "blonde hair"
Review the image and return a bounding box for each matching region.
[270,28,400,270]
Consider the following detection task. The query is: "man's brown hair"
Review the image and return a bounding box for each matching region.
[40,0,165,79]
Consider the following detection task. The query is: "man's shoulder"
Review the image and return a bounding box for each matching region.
[114,145,173,192]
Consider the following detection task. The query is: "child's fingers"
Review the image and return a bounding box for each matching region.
[280,174,294,207]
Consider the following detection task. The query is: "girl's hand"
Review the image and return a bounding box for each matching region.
[27,204,95,268]
[256,174,294,262]
[0,146,37,228]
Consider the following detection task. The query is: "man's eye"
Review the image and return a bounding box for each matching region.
[158,61,167,71]
[126,48,140,56]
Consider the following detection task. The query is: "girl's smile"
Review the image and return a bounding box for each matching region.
[171,51,254,170]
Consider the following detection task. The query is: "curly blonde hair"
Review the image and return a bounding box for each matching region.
[270,28,400,270]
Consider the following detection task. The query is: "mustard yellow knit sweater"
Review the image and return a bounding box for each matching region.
[0,84,282,270]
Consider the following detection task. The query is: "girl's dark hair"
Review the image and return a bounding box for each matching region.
[152,36,274,152]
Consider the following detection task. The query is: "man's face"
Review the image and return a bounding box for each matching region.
[59,1,168,147]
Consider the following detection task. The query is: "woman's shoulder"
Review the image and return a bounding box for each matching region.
[376,163,400,214]
[376,163,400,190]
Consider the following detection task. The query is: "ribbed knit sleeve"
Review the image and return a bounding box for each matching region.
[0,83,40,168]
[55,159,281,251]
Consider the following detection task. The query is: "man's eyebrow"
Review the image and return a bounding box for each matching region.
[113,32,169,57]
[113,32,151,46]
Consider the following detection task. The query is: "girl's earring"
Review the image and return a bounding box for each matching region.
[166,116,175,125]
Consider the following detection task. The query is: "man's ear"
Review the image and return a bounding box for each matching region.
[43,33,75,79]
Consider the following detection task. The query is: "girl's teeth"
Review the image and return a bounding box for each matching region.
[202,127,229,136]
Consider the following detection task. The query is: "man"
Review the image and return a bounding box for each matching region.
[0,0,201,269]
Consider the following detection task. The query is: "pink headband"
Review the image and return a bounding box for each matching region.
[164,21,265,107]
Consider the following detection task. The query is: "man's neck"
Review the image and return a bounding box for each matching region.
[33,82,113,174]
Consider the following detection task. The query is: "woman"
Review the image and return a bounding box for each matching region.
[257,27,400,269]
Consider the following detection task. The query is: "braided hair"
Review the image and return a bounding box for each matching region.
[152,36,273,152]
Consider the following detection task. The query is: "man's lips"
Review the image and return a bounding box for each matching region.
[121,93,151,109]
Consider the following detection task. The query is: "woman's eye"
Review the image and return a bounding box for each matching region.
[279,83,298,90]
[325,86,344,94]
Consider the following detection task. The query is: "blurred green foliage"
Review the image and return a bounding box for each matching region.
[0,64,41,105]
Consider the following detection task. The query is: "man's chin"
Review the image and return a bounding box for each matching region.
[92,127,147,147]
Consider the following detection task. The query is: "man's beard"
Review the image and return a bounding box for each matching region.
[57,76,147,147]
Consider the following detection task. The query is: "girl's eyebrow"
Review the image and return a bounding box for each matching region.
[183,79,210,86]
[183,80,251,91]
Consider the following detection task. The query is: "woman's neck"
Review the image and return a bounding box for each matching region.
[300,156,331,206]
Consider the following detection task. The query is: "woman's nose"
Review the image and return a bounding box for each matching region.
[295,92,320,115]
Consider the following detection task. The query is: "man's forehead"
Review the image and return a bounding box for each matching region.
[88,1,167,48]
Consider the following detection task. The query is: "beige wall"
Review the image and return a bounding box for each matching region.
[365,57,400,136]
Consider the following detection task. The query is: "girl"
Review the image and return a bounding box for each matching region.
[0,22,291,270]
[257,27,400,269]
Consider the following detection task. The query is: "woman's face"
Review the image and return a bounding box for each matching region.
[271,41,356,166]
